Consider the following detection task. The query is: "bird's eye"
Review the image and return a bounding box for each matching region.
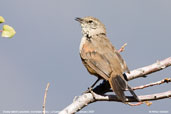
[88,20,93,23]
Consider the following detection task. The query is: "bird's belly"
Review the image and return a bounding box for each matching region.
[82,61,99,77]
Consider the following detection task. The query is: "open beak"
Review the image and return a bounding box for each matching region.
[75,17,83,23]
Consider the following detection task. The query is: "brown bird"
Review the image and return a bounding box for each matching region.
[75,16,139,102]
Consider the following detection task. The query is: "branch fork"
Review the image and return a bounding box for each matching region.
[58,57,171,114]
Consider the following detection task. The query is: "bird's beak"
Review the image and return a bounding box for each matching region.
[75,17,83,23]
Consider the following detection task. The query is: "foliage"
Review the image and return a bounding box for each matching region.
[0,16,16,38]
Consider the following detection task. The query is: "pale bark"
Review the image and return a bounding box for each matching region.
[59,57,171,114]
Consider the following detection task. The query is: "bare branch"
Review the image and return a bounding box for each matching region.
[130,78,171,90]
[100,78,171,93]
[43,83,50,114]
[59,91,171,114]
[126,57,171,81]
[94,91,171,102]
[58,57,171,114]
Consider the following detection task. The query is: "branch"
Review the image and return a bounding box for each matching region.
[59,91,171,114]
[93,57,171,94]
[95,78,171,93]
[93,91,171,102]
[59,57,171,114]
[126,57,171,81]
[42,83,50,114]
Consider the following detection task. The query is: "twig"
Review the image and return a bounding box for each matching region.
[42,83,50,114]
[94,78,171,94]
[118,43,127,53]
[131,78,171,90]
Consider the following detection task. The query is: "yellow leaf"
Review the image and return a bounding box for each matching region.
[0,16,5,23]
[145,101,152,106]
[2,25,16,38]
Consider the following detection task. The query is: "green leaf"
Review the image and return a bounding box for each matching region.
[2,25,16,38]
[0,16,5,23]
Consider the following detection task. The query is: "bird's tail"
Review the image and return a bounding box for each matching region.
[109,75,140,102]
[127,85,140,102]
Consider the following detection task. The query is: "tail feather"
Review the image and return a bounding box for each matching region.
[127,85,140,102]
[109,75,127,102]
[109,75,140,102]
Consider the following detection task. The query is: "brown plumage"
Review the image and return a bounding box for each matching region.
[76,16,139,102]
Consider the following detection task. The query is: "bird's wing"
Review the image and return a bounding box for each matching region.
[80,35,127,80]
[81,50,112,80]
[115,51,130,73]
[98,35,130,73]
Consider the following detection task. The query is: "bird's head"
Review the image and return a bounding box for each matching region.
[75,16,106,37]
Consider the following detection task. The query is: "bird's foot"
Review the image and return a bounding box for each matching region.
[83,87,93,94]
[83,87,96,100]
[88,87,96,100]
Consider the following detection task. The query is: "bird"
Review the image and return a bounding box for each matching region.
[75,16,139,103]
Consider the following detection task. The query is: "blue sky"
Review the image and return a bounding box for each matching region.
[0,0,170,114]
